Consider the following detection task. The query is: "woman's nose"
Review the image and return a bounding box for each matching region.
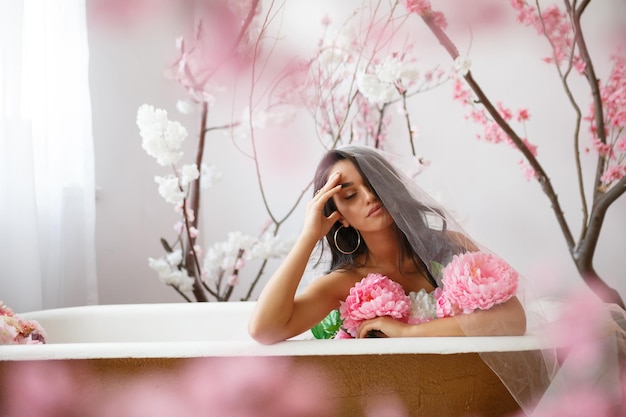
[362,186,377,202]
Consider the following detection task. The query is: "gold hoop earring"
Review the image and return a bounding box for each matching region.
[333,225,361,255]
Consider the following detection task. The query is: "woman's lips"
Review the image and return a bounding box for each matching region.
[367,204,383,217]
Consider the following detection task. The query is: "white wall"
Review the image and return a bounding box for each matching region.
[87,1,626,305]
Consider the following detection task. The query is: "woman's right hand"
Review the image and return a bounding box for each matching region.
[303,172,343,241]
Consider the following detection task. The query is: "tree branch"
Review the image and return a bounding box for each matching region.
[420,14,576,250]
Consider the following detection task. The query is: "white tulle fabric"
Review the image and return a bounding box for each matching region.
[333,145,626,415]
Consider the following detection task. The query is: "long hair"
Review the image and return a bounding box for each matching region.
[312,146,465,286]
[312,149,370,271]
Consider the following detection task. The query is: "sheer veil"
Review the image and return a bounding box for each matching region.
[328,145,597,415]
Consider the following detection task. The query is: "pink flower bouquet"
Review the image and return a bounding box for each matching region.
[435,251,519,318]
[339,273,411,337]
[0,301,46,344]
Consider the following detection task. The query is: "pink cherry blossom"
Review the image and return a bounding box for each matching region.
[403,0,433,16]
[519,160,538,181]
[585,54,626,186]
[451,75,539,180]
[510,1,584,77]
[601,166,626,185]
[339,273,411,337]
[403,0,447,29]
[516,108,530,122]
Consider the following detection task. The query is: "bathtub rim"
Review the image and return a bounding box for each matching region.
[1,301,559,361]
[0,335,556,361]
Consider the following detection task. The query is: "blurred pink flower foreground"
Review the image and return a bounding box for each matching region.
[1,357,336,417]
[436,251,519,317]
[340,273,411,337]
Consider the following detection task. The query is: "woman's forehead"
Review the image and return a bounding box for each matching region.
[330,159,358,175]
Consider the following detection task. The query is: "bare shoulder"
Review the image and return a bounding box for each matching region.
[303,268,362,301]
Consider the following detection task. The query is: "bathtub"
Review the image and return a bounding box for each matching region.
[0,301,556,416]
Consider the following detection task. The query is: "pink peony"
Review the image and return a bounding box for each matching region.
[339,273,411,337]
[0,301,46,344]
[435,252,519,317]
[433,287,458,319]
[333,329,353,339]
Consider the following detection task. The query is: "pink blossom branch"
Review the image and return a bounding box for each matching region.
[246,1,287,227]
[203,121,240,134]
[185,101,210,301]
[242,1,328,238]
[418,7,624,307]
[561,0,625,305]
[400,91,417,155]
[567,0,612,199]
[535,0,590,237]
[373,104,389,149]
[222,248,245,301]
[420,16,575,246]
[194,0,260,83]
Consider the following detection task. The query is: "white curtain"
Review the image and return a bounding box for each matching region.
[0,0,98,312]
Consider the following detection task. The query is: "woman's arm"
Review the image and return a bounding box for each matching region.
[356,296,527,338]
[247,234,342,344]
[248,173,344,345]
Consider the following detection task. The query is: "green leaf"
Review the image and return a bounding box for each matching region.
[311,309,343,339]
[430,260,444,280]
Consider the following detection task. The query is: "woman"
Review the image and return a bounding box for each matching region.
[248,145,526,345]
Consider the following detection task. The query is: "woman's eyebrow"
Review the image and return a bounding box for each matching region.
[340,182,353,188]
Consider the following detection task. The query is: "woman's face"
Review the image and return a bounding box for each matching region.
[330,159,393,232]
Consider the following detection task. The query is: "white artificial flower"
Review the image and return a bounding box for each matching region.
[175,36,183,50]
[148,256,195,292]
[0,318,19,344]
[356,54,421,105]
[173,270,195,292]
[396,61,420,86]
[180,164,200,186]
[148,257,170,275]
[202,232,255,282]
[318,46,346,68]
[409,289,437,323]
[137,104,188,166]
[202,246,223,280]
[454,56,472,76]
[249,234,292,259]
[200,164,222,190]
[356,72,397,106]
[176,99,193,114]
[225,231,255,254]
[376,56,404,84]
[318,27,357,67]
[251,106,297,129]
[154,175,185,205]
[166,249,183,266]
